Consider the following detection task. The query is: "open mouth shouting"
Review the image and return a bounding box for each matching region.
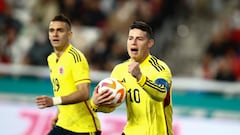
[130,48,138,54]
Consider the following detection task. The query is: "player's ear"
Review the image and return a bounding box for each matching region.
[68,31,73,38]
[148,39,154,48]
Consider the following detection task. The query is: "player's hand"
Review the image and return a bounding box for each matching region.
[128,60,142,81]
[36,95,54,109]
[92,86,115,106]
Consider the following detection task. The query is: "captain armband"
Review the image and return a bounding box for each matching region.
[155,78,169,90]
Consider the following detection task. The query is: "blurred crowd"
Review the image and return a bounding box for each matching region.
[0,0,240,82]
[0,0,186,70]
[200,8,240,82]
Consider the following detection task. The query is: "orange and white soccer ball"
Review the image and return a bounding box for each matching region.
[97,77,126,107]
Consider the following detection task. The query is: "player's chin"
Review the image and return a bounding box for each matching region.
[50,41,61,46]
[129,54,137,59]
[51,43,60,47]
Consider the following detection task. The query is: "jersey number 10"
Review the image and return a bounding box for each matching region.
[128,89,140,103]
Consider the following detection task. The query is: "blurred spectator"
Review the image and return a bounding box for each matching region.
[145,0,190,31]
[200,21,231,79]
[230,9,240,57]
[31,0,59,28]
[19,0,58,65]
[107,0,136,34]
[80,0,107,28]
[0,0,22,63]
[87,28,116,70]
[87,33,110,70]
[21,29,52,66]
[214,48,238,81]
[58,0,84,25]
[87,26,128,71]
[106,37,128,69]
[200,13,240,81]
[0,0,6,13]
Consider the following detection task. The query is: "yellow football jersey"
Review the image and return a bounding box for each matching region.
[47,44,100,132]
[111,55,173,135]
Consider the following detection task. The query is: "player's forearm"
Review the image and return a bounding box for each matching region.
[61,90,89,105]
[59,83,90,105]
[138,75,168,101]
[90,99,115,113]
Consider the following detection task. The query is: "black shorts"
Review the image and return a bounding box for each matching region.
[48,126,101,135]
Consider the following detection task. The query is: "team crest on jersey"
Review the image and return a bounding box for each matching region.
[59,66,64,75]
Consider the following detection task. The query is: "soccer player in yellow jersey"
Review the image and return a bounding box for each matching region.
[91,21,173,135]
[35,14,101,135]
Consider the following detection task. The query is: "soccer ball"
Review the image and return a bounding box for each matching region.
[97,77,126,107]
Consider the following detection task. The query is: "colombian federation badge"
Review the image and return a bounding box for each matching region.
[59,66,64,75]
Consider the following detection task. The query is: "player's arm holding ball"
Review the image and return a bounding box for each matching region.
[91,87,116,113]
[91,77,126,113]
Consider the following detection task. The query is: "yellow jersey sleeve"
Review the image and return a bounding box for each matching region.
[137,59,172,102]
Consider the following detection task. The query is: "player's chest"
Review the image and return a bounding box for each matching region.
[49,63,71,78]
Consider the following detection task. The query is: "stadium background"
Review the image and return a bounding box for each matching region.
[0,0,240,135]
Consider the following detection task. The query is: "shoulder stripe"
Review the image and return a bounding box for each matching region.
[68,48,81,63]
[149,57,165,72]
[68,51,78,63]
[71,48,81,62]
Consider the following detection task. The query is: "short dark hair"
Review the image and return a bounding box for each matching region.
[129,21,154,39]
[51,14,71,30]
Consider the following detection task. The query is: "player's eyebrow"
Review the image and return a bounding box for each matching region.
[49,28,65,32]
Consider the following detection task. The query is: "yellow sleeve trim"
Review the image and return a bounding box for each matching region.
[138,75,147,87]
[90,99,98,112]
